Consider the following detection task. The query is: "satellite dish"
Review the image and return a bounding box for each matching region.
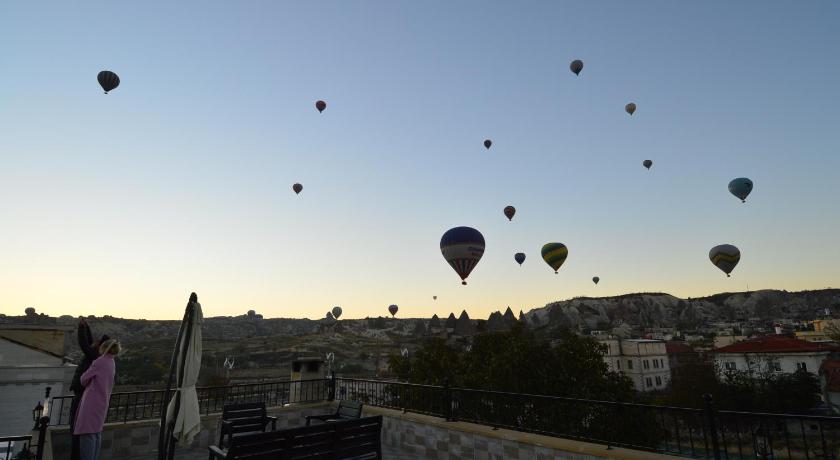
[400,348,409,357]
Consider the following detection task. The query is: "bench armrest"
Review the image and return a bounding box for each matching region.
[265,415,277,431]
[208,445,228,460]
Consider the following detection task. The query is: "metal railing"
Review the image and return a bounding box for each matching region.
[50,378,328,426]
[0,436,31,460]
[49,377,840,459]
[333,378,840,460]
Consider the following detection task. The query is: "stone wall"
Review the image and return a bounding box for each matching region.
[365,406,680,460]
[46,402,333,460]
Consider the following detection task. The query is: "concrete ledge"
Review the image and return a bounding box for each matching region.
[364,405,683,460]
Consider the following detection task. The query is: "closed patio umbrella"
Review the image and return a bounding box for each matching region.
[158,293,203,460]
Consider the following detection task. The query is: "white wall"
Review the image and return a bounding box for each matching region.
[715,351,829,378]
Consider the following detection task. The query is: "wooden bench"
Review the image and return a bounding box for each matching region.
[208,415,383,460]
[305,400,363,426]
[216,402,278,451]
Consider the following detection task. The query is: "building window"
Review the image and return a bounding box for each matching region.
[616,360,621,370]
[796,362,807,372]
[646,378,652,388]
[643,360,650,370]
[660,359,665,368]
[653,359,659,369]
[724,362,737,371]
[768,359,781,372]
[627,360,633,370]
[655,376,662,386]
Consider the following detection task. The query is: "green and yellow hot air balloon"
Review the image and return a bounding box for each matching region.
[541,243,568,274]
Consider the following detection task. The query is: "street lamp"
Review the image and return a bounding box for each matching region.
[32,402,44,429]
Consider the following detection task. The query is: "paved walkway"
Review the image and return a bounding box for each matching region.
[130,443,418,460]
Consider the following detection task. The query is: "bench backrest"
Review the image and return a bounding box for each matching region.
[222,402,268,435]
[336,400,363,419]
[227,415,382,460]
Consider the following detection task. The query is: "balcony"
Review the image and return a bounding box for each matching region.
[36,378,840,459]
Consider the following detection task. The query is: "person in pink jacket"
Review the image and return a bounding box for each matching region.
[74,339,120,460]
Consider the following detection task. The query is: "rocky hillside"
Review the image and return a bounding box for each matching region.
[525,289,840,334]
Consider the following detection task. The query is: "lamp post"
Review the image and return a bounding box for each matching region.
[32,402,44,430]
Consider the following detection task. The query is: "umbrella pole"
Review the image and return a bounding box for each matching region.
[157,296,195,460]
[167,306,194,460]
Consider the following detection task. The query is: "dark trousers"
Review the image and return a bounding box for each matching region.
[70,392,83,460]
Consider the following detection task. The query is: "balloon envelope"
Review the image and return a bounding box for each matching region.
[388,304,398,316]
[331,306,342,319]
[293,183,303,194]
[433,296,437,301]
[643,160,653,170]
[514,253,526,266]
[728,178,753,202]
[97,70,120,93]
[593,276,600,285]
[316,100,326,112]
[709,244,741,277]
[484,139,492,149]
[503,206,516,221]
[625,103,636,115]
[570,60,583,76]
[541,243,568,273]
[440,226,485,285]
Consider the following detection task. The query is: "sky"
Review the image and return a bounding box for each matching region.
[1,1,839,321]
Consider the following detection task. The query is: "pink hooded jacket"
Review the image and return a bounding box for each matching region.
[73,354,115,435]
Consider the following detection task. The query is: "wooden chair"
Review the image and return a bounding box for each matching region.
[305,400,363,426]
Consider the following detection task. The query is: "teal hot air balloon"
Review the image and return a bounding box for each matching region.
[709,244,740,277]
[541,243,568,274]
[728,178,754,203]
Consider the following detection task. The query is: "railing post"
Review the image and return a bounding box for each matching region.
[34,416,49,460]
[703,393,721,460]
[444,381,452,422]
[328,372,336,401]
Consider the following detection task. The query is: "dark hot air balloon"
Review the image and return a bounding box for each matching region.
[331,306,342,319]
[709,244,740,277]
[293,183,303,194]
[388,304,398,317]
[592,276,600,285]
[625,103,636,115]
[643,160,652,170]
[440,226,485,285]
[433,295,437,301]
[514,253,526,266]
[541,243,568,274]
[97,71,120,94]
[728,178,754,203]
[315,100,326,113]
[503,206,516,221]
[484,139,492,149]
[570,60,583,76]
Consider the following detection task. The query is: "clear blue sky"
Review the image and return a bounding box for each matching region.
[1,1,838,320]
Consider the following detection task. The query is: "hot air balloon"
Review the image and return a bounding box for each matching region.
[514,253,526,266]
[293,183,303,195]
[331,306,342,319]
[503,206,516,221]
[625,103,636,116]
[433,296,437,301]
[541,243,568,274]
[315,100,326,113]
[728,178,754,203]
[709,244,740,277]
[97,71,120,94]
[388,304,398,317]
[440,226,485,285]
[484,139,492,150]
[643,160,653,170]
[570,60,583,76]
[592,276,600,285]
